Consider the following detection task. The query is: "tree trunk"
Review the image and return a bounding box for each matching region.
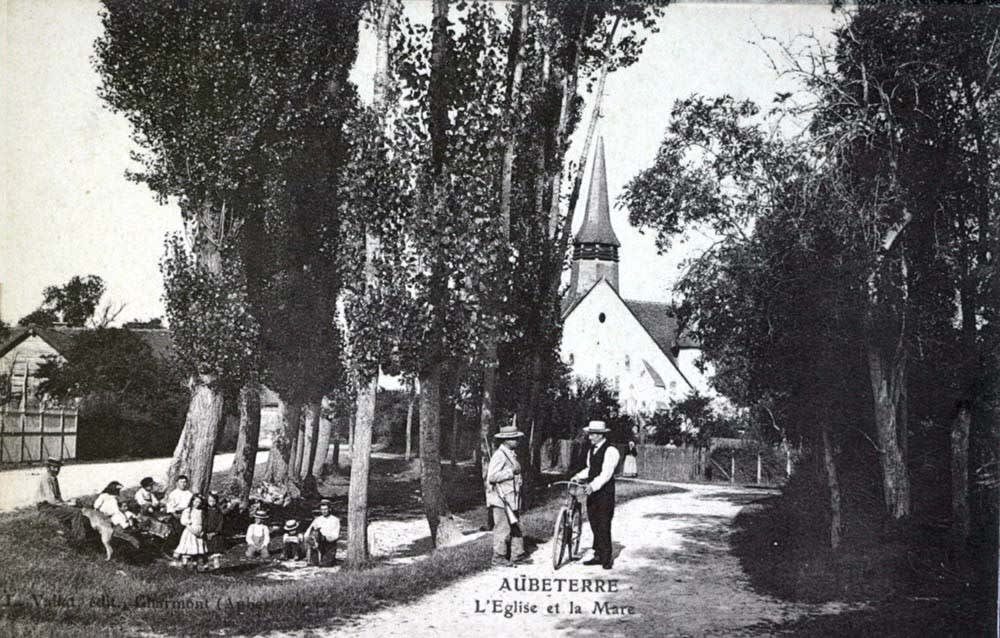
[348,410,354,454]
[405,378,416,461]
[342,0,398,568]
[419,362,461,547]
[951,404,971,547]
[866,344,912,519]
[291,414,306,478]
[346,375,377,568]
[263,399,301,486]
[167,374,225,495]
[451,401,461,467]
[821,422,842,550]
[313,415,332,477]
[301,401,321,479]
[331,435,341,473]
[228,380,261,504]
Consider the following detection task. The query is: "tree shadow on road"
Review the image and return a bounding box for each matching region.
[551,511,823,638]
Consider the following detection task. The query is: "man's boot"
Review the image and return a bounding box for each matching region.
[509,536,527,564]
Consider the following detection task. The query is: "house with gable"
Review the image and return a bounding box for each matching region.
[560,138,710,416]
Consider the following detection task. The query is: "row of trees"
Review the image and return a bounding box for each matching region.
[623,3,999,549]
[93,0,670,566]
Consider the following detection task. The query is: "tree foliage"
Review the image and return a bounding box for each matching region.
[18,275,106,328]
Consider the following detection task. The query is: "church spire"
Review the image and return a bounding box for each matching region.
[573,137,620,248]
[569,137,621,295]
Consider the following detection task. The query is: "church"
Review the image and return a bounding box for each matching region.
[560,138,707,416]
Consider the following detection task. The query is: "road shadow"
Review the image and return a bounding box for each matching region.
[551,497,852,638]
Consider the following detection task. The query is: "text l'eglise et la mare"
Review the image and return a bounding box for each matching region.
[474,576,635,618]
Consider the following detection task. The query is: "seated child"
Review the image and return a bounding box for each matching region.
[282,520,305,561]
[245,510,271,559]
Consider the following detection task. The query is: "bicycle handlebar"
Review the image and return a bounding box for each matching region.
[550,480,587,487]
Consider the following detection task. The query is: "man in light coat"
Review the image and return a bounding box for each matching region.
[572,420,620,569]
[486,422,525,566]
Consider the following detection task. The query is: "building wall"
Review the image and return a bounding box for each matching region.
[561,281,691,416]
[0,336,65,407]
[570,258,619,297]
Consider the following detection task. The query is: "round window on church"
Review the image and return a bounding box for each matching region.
[598,312,606,323]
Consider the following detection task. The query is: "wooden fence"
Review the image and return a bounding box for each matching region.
[0,406,78,464]
[542,439,791,487]
[634,443,790,487]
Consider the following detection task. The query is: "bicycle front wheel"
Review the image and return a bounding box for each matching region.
[570,504,583,558]
[552,507,569,569]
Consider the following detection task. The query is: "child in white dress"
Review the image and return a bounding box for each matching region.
[174,493,208,569]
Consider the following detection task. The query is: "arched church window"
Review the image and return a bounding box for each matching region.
[624,355,631,370]
[568,353,575,365]
[598,312,606,323]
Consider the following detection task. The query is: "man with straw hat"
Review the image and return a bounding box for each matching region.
[572,420,620,569]
[487,420,526,566]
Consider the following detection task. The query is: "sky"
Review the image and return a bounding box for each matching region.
[0,1,842,326]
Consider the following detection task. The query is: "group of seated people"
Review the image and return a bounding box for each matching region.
[244,498,340,566]
[37,458,341,569]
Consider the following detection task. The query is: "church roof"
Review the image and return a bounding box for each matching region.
[624,300,681,360]
[573,137,621,248]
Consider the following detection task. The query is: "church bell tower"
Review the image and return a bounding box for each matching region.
[569,137,621,295]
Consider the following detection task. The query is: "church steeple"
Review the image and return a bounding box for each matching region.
[570,137,620,294]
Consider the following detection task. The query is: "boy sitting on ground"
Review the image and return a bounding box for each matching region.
[245,510,271,559]
[282,520,305,561]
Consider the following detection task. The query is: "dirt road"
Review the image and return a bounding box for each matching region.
[301,482,857,637]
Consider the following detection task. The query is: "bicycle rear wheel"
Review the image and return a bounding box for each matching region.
[551,507,569,569]
[570,504,583,558]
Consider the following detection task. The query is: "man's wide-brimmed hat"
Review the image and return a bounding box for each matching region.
[583,420,611,434]
[494,423,524,439]
[284,520,298,532]
[253,510,269,520]
[45,457,62,468]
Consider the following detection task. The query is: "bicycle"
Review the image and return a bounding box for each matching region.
[550,480,586,569]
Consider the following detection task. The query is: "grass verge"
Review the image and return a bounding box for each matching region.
[729,470,996,637]
[0,473,671,637]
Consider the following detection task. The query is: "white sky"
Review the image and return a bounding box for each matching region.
[0,1,841,325]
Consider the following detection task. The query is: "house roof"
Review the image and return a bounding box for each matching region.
[573,137,621,248]
[561,278,695,392]
[0,326,175,361]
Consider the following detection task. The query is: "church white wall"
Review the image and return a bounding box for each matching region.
[561,280,691,415]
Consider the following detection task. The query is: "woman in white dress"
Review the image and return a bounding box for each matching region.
[623,440,639,478]
[173,493,209,569]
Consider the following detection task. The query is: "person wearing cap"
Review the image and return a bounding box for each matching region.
[245,510,272,559]
[133,477,161,514]
[572,420,620,569]
[281,520,305,561]
[304,500,340,566]
[486,422,526,566]
[36,458,71,506]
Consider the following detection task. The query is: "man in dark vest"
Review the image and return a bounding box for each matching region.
[572,420,620,569]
